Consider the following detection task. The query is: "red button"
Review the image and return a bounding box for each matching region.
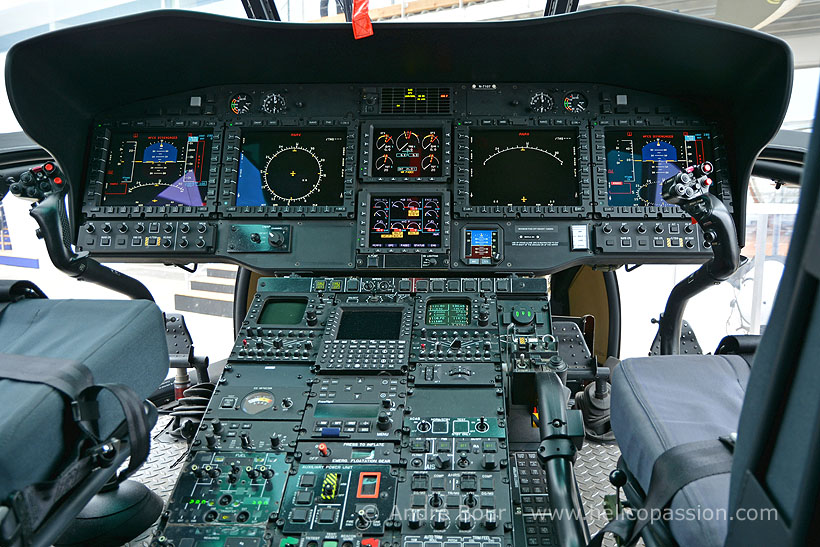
[44,163,54,172]
[53,177,63,185]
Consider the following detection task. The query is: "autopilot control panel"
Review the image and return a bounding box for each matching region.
[75,83,732,274]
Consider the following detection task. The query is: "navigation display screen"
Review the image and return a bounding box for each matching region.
[101,131,212,207]
[605,130,714,207]
[237,130,346,206]
[369,126,443,178]
[469,129,579,206]
[368,195,442,248]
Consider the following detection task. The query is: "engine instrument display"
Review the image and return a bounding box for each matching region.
[368,195,442,248]
[605,130,714,207]
[426,301,470,326]
[369,126,443,177]
[469,129,579,207]
[236,130,346,206]
[101,131,212,207]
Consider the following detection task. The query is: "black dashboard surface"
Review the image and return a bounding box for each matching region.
[4,7,792,275]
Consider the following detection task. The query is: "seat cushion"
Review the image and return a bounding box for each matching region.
[0,299,169,500]
[611,355,750,547]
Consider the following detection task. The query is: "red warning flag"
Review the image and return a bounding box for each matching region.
[352,0,374,39]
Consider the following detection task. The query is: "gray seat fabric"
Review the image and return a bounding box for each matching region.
[610,354,750,547]
[0,298,169,500]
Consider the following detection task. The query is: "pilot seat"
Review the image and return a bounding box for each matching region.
[0,281,169,546]
[607,93,820,546]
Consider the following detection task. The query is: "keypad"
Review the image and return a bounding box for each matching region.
[514,451,555,546]
[317,339,409,372]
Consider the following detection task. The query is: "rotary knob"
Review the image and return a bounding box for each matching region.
[268,229,286,247]
[457,513,473,530]
[376,411,392,431]
[432,512,448,530]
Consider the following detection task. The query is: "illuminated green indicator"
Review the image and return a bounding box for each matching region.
[280,539,299,547]
[426,302,470,326]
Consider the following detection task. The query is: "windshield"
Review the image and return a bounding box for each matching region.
[1,0,818,133]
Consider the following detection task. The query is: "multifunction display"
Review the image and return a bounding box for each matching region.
[469,129,580,207]
[368,195,442,248]
[101,131,212,207]
[236,130,346,206]
[369,126,443,177]
[426,301,470,326]
[605,130,714,207]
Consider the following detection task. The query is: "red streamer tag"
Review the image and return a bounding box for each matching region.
[352,0,374,39]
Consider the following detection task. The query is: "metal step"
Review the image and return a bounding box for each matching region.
[190,279,234,294]
[206,266,237,280]
[174,289,233,318]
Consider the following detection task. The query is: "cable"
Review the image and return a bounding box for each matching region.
[168,382,215,442]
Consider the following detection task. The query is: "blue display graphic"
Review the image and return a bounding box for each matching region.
[143,141,178,163]
[470,230,493,246]
[605,130,713,207]
[237,154,265,206]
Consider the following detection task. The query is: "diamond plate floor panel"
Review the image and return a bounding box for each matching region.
[575,440,622,545]
[122,416,188,547]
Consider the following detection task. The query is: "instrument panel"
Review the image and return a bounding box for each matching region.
[77,83,732,274]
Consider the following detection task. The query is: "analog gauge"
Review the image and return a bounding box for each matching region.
[376,133,394,151]
[262,144,325,203]
[241,390,275,415]
[422,132,440,150]
[374,154,394,173]
[230,93,252,115]
[530,92,554,113]
[261,92,286,114]
[421,154,440,172]
[563,92,588,113]
[395,130,420,151]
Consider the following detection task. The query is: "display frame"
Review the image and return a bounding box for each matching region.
[359,120,452,183]
[592,121,732,219]
[412,294,488,330]
[459,224,503,266]
[357,189,451,254]
[82,123,221,219]
[321,302,414,344]
[453,122,592,219]
[219,124,357,219]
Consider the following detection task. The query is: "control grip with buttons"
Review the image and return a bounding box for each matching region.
[658,161,740,355]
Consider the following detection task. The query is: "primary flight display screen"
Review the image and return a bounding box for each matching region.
[369,126,443,177]
[469,129,579,206]
[236,130,346,206]
[101,131,212,207]
[605,130,714,207]
[368,195,442,248]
